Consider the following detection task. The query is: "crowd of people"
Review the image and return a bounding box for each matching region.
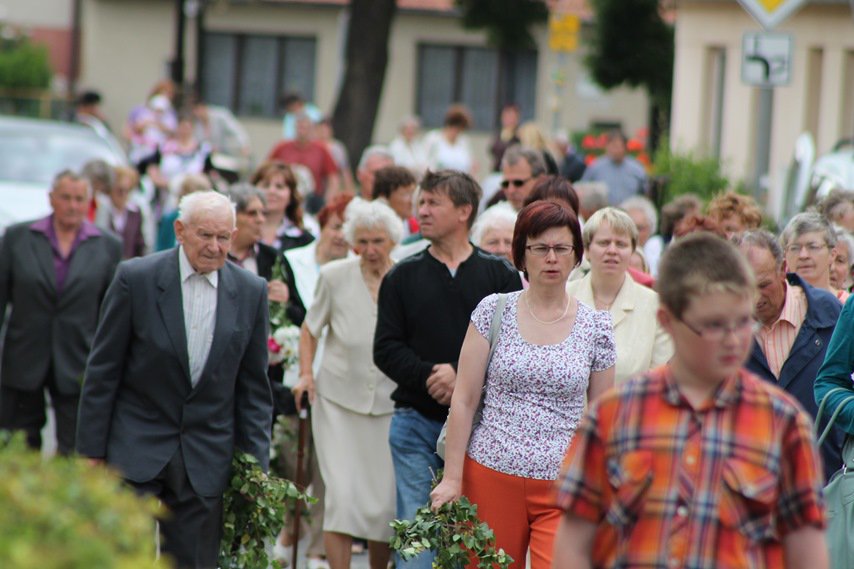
[9,79,854,569]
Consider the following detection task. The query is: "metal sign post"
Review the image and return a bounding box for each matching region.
[741,31,793,198]
[736,0,804,199]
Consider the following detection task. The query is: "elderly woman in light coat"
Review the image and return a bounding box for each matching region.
[566,207,672,383]
[292,198,401,569]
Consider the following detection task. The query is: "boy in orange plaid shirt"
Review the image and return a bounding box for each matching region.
[554,233,827,569]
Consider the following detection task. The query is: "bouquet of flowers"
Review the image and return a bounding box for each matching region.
[268,255,300,369]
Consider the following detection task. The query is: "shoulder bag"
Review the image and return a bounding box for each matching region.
[816,386,854,569]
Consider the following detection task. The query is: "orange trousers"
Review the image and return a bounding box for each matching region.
[462,455,562,569]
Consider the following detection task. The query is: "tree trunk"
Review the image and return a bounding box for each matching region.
[331,0,398,181]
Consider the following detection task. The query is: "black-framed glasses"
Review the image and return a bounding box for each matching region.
[525,244,575,257]
[677,315,757,341]
[501,178,531,189]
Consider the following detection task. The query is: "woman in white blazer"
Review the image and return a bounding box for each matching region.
[293,198,401,569]
[567,207,673,383]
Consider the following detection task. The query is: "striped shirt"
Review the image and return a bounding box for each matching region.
[557,365,825,569]
[179,246,218,386]
[757,283,807,378]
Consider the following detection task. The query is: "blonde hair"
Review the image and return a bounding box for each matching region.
[582,207,639,250]
[707,191,762,230]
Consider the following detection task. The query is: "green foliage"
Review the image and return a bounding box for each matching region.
[0,35,52,89]
[585,0,674,108]
[390,472,512,569]
[456,0,549,50]
[652,139,729,203]
[219,452,316,569]
[0,433,167,568]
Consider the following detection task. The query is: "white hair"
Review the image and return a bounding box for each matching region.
[357,145,395,172]
[471,202,517,246]
[835,226,854,260]
[178,191,236,227]
[620,195,658,233]
[342,197,403,246]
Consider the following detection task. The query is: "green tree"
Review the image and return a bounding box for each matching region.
[0,36,52,89]
[456,0,549,50]
[331,0,398,179]
[585,0,674,146]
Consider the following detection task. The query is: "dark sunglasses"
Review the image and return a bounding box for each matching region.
[501,178,530,189]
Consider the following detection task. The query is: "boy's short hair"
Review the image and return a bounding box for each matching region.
[419,170,482,228]
[372,166,416,201]
[656,233,755,318]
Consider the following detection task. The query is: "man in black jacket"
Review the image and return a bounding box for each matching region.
[374,170,522,569]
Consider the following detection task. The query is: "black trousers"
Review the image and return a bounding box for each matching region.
[0,373,79,454]
[130,446,223,569]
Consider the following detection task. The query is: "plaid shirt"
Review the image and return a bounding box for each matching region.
[557,365,825,569]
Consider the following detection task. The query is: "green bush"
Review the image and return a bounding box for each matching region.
[653,139,729,204]
[0,434,168,568]
[0,39,52,89]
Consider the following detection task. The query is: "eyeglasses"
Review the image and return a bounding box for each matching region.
[677,315,757,341]
[785,242,829,255]
[501,178,531,189]
[526,244,575,257]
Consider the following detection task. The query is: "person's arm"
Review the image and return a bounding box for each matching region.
[373,273,435,392]
[588,367,614,402]
[588,308,617,401]
[233,281,274,471]
[0,229,16,327]
[76,264,133,458]
[552,516,596,569]
[815,298,854,433]
[783,526,827,569]
[430,323,489,509]
[293,323,319,409]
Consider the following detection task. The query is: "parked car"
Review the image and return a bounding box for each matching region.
[0,115,127,231]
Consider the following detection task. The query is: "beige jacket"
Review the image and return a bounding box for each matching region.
[305,257,396,415]
[567,272,673,383]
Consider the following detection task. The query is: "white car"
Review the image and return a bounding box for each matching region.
[0,115,127,231]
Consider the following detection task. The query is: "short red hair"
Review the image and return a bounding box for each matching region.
[317,193,355,228]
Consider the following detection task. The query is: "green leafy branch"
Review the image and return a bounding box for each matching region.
[390,484,512,569]
[219,453,316,569]
[269,255,290,329]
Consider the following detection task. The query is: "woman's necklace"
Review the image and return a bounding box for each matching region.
[524,291,570,325]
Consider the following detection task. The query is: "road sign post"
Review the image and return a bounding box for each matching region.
[736,0,805,199]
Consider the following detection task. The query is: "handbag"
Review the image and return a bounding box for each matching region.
[436,293,507,460]
[815,386,854,569]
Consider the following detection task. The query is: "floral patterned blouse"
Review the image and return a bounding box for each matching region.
[467,291,617,480]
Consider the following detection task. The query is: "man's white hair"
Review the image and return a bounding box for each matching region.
[357,145,394,172]
[471,202,517,246]
[620,195,658,233]
[342,197,403,246]
[178,191,236,227]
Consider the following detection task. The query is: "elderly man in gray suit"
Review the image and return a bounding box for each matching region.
[76,191,273,569]
[0,170,122,454]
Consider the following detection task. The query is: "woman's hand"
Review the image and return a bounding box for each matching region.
[268,279,290,304]
[429,477,462,511]
[292,374,315,411]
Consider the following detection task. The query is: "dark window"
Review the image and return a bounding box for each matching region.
[416,44,538,131]
[200,32,316,118]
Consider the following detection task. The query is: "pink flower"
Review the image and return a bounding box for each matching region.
[267,337,282,353]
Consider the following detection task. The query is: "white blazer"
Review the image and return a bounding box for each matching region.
[567,273,673,384]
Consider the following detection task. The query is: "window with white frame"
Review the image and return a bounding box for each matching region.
[416,43,538,130]
[200,32,316,117]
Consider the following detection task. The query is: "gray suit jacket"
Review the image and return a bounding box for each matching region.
[76,249,273,496]
[0,219,122,394]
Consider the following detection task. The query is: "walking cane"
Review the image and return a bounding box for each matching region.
[291,391,311,569]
